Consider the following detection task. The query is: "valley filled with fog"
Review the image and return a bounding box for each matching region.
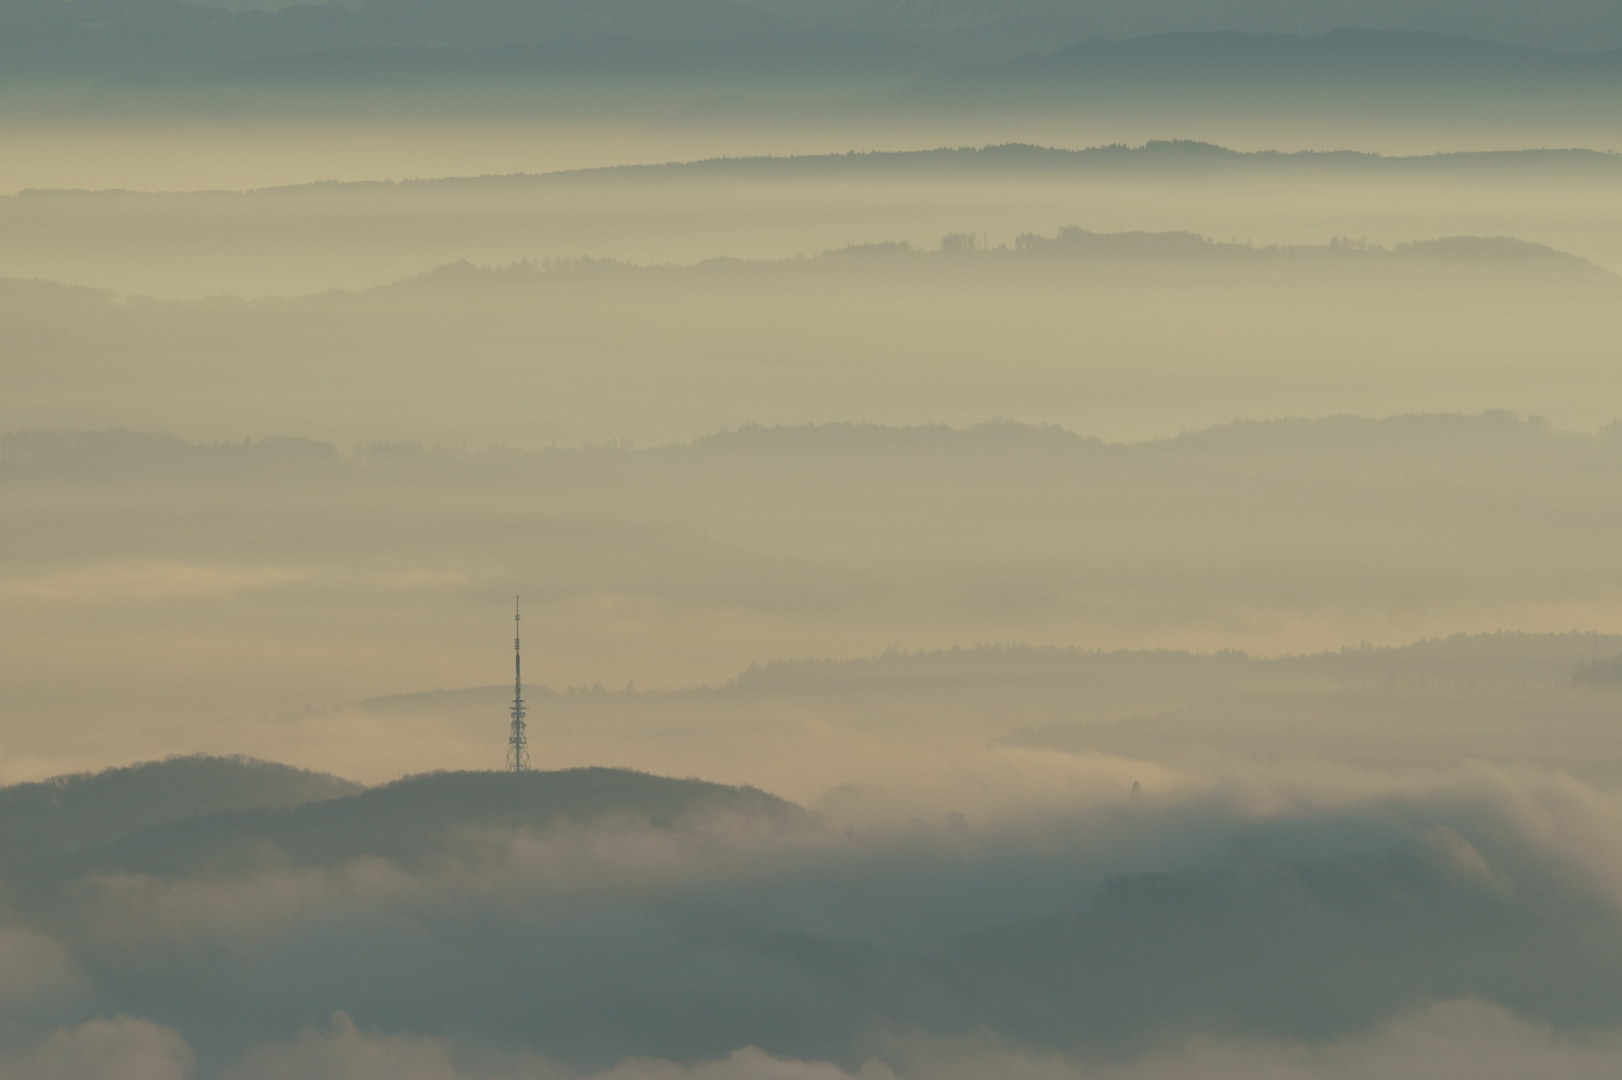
[3,411,1622,784]
[6,10,1622,1079]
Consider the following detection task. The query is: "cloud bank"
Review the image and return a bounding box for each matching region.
[5,755,1622,1077]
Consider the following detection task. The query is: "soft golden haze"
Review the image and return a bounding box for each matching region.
[5,10,1622,1080]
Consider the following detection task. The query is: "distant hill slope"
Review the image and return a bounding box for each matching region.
[292,140,1622,185]
[18,142,1620,203]
[727,632,1622,696]
[47,767,812,879]
[378,229,1615,298]
[342,630,1622,732]
[371,231,1622,304]
[0,754,360,870]
[0,277,113,309]
[0,224,1609,306]
[547,141,1622,185]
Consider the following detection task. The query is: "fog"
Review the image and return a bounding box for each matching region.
[7,413,1622,792]
[9,756,1622,1078]
[8,6,1622,1078]
[8,146,1622,298]
[5,225,1621,451]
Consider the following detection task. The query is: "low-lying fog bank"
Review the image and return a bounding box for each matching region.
[7,752,1622,1078]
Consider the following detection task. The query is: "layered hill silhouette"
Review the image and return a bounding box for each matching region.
[16,141,1622,196]
[77,767,810,877]
[368,230,1616,300]
[0,754,359,871]
[6,221,1609,309]
[2,763,811,884]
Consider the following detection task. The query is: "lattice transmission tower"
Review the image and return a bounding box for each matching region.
[507,596,529,771]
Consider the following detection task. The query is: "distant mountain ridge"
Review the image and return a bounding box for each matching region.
[7,408,1617,468]
[379,229,1615,295]
[10,767,811,886]
[16,142,1621,202]
[729,632,1622,694]
[3,220,1606,306]
[0,754,360,870]
[547,142,1622,183]
[324,631,1622,716]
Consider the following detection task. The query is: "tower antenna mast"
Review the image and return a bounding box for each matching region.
[507,596,529,772]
